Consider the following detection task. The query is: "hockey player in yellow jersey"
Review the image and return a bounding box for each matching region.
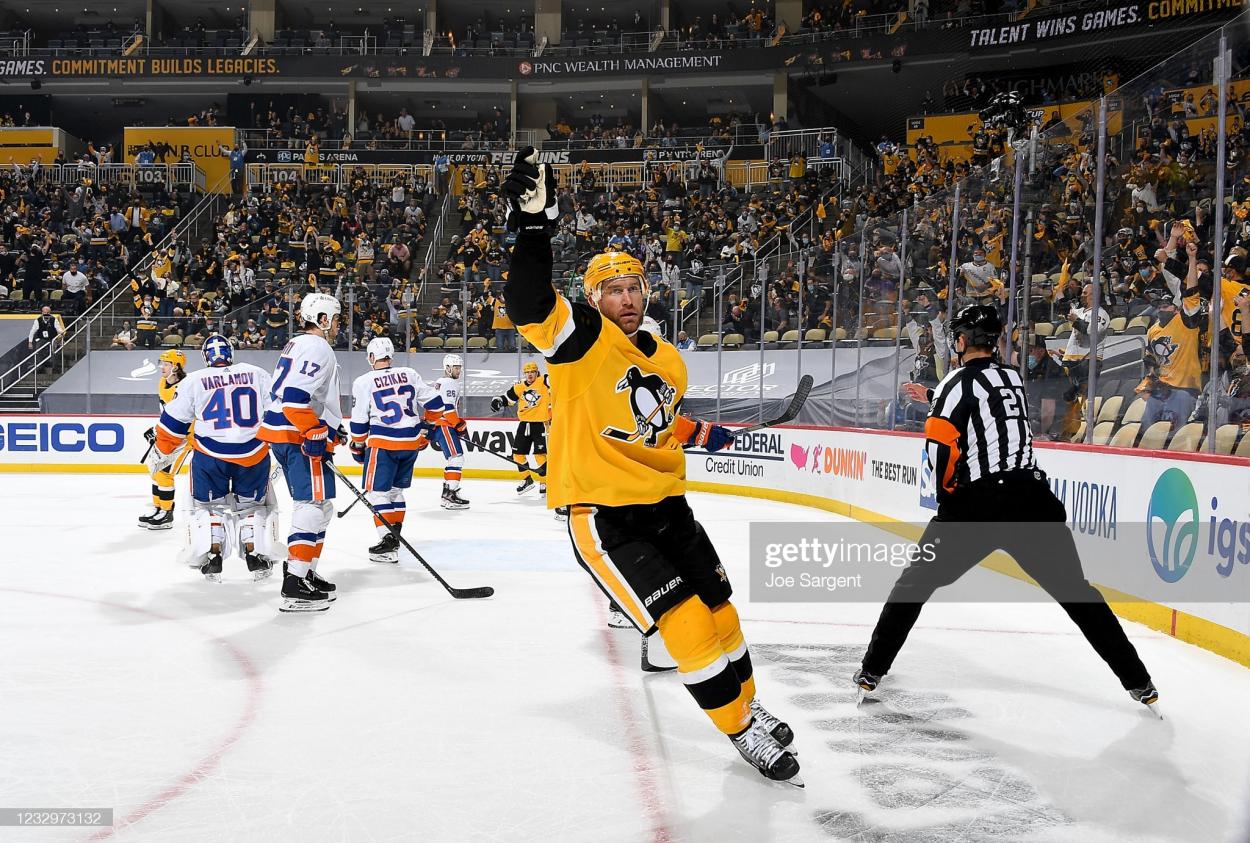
[139,348,193,529]
[502,148,801,787]
[489,361,552,495]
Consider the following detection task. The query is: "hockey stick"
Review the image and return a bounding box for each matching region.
[728,374,814,439]
[336,496,361,519]
[328,462,494,599]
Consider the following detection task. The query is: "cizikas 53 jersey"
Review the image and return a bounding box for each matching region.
[156,362,273,466]
[259,333,344,446]
[349,366,445,450]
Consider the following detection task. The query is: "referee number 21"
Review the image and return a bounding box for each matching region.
[998,387,1024,418]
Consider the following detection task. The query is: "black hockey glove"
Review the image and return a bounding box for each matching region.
[503,146,558,235]
[490,396,506,413]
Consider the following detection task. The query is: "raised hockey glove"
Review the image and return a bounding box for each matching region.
[503,146,558,235]
[674,416,734,453]
[143,426,156,445]
[349,439,367,465]
[490,396,507,413]
[302,424,330,459]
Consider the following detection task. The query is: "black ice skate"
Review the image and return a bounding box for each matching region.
[750,699,796,751]
[142,506,175,531]
[369,532,401,563]
[200,552,223,583]
[284,563,337,601]
[729,717,803,788]
[279,571,331,613]
[245,552,275,582]
[441,484,470,510]
[853,669,881,705]
[539,484,547,495]
[553,505,568,521]
[516,476,536,495]
[137,506,161,528]
[1129,681,1162,718]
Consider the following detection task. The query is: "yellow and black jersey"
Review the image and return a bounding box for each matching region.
[1219,277,1250,340]
[158,374,181,407]
[506,234,688,509]
[1146,292,1204,391]
[502,375,553,423]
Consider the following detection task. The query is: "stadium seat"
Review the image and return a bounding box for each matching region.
[1094,395,1123,425]
[1091,421,1115,445]
[48,290,64,301]
[1120,397,1146,426]
[421,337,444,349]
[1071,421,1086,443]
[779,329,800,345]
[1032,322,1054,337]
[697,333,718,348]
[1109,423,1141,448]
[10,290,23,301]
[1107,316,1127,334]
[1235,432,1250,458]
[722,333,744,348]
[1201,424,1240,455]
[443,336,464,349]
[1167,423,1204,453]
[1127,315,1151,332]
[467,336,488,349]
[804,328,827,343]
[872,327,898,340]
[832,327,847,341]
[182,337,199,347]
[762,330,779,344]
[1053,324,1072,338]
[162,335,182,347]
[1137,421,1172,450]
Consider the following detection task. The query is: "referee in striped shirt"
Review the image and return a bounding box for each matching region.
[855,305,1159,711]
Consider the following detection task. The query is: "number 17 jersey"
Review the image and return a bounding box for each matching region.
[259,332,344,445]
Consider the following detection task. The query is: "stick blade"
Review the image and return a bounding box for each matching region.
[450,586,495,599]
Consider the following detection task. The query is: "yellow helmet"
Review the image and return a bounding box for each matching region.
[523,361,540,374]
[583,251,647,304]
[159,348,187,368]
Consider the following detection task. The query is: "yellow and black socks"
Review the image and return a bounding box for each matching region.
[657,596,752,735]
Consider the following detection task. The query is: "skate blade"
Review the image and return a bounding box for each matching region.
[369,553,400,564]
[279,598,332,613]
[146,523,174,531]
[250,568,274,582]
[440,502,470,510]
[856,688,870,707]
[202,573,223,583]
[1143,701,1163,720]
[775,771,805,789]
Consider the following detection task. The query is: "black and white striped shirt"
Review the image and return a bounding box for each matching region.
[926,357,1034,499]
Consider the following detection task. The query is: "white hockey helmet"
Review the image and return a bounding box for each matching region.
[299,292,341,329]
[366,336,395,364]
[442,353,463,373]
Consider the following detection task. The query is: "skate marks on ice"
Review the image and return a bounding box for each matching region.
[753,643,1071,841]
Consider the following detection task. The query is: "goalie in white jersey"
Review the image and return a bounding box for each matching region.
[154,334,280,583]
[259,292,345,612]
[348,337,447,562]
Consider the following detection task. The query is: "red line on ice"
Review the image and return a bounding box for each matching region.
[0,588,263,842]
[592,591,673,843]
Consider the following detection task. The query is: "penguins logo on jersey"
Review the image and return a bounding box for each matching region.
[521,387,541,410]
[602,366,677,447]
[1149,335,1179,366]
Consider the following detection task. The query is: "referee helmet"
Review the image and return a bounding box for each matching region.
[949,304,1002,351]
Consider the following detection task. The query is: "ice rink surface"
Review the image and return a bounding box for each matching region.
[3,473,1249,843]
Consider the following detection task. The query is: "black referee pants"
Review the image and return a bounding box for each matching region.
[862,470,1151,690]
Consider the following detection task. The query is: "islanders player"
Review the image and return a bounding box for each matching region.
[259,292,344,612]
[153,335,278,582]
[502,148,801,787]
[348,337,446,562]
[431,353,470,510]
[139,348,191,530]
[489,361,552,495]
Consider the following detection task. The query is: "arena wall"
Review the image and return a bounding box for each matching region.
[3,414,1246,667]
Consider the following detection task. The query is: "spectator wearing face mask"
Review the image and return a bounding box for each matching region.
[959,247,1001,303]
